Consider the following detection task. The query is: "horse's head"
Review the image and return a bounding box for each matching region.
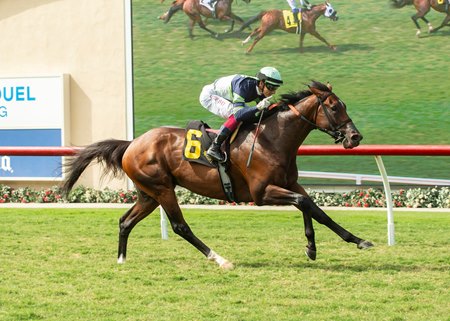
[323,2,339,21]
[308,82,362,149]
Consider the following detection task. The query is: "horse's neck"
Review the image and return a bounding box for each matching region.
[261,96,317,153]
[311,5,326,20]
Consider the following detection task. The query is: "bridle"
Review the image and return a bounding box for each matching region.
[286,94,352,144]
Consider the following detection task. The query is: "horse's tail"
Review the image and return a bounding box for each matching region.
[238,11,266,32]
[390,0,411,8]
[159,1,183,23]
[61,139,131,196]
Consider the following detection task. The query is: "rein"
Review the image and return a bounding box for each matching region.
[279,95,352,144]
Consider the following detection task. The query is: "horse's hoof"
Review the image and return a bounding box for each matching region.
[330,45,337,51]
[220,261,234,270]
[357,240,374,250]
[305,247,317,261]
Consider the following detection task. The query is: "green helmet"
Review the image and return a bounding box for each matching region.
[256,66,283,86]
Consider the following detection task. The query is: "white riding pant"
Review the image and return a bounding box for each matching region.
[199,84,240,119]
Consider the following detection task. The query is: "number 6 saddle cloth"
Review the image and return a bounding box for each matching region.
[182,120,237,202]
[182,120,219,168]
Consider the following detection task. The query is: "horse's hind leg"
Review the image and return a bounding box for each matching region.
[118,190,160,264]
[243,29,265,53]
[159,190,233,269]
[412,9,432,36]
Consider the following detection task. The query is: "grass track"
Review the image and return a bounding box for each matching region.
[1,208,449,320]
[131,0,450,180]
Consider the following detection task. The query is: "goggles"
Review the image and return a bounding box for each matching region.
[265,82,280,91]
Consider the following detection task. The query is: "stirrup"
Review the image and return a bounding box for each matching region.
[206,149,227,163]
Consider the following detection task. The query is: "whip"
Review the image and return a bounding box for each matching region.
[246,109,265,168]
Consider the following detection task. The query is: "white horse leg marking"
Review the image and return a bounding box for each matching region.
[242,35,251,45]
[117,254,126,264]
[207,250,234,270]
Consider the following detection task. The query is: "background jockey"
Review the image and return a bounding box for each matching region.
[286,0,312,33]
[199,66,283,163]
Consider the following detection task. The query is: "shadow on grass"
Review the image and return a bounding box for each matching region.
[419,27,450,38]
[244,43,375,55]
[238,260,449,272]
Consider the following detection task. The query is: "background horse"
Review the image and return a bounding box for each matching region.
[62,81,373,270]
[391,0,450,36]
[159,0,250,38]
[239,2,338,53]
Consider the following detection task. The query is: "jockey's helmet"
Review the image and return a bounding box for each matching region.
[257,67,283,87]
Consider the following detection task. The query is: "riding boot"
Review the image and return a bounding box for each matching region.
[206,126,231,163]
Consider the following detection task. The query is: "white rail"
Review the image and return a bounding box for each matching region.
[298,171,450,186]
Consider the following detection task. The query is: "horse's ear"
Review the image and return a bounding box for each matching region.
[309,85,328,100]
[326,82,332,91]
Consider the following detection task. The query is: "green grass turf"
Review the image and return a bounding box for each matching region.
[130,0,449,181]
[0,208,449,320]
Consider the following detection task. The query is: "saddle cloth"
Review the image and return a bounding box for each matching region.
[182,120,216,168]
[182,120,237,202]
[282,10,302,29]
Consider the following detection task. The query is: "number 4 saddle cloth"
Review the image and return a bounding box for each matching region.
[282,10,302,29]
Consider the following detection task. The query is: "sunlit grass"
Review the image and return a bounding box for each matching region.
[1,208,449,320]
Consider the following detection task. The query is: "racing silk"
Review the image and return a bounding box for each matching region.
[199,74,266,119]
[213,74,264,108]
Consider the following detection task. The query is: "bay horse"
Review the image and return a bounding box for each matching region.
[239,2,338,53]
[391,0,450,36]
[159,0,250,38]
[61,81,373,270]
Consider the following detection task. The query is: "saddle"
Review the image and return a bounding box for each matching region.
[182,120,236,202]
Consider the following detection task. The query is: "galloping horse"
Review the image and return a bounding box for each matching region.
[62,81,373,270]
[391,0,450,36]
[159,0,250,38]
[239,2,338,53]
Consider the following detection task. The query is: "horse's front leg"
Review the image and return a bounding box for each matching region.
[260,184,373,260]
[430,14,450,33]
[309,30,336,51]
[259,184,317,260]
[289,184,373,250]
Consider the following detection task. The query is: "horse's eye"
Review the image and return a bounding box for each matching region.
[330,105,337,112]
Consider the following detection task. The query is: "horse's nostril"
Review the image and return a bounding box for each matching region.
[351,133,362,142]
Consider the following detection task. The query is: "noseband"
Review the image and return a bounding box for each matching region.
[288,94,352,144]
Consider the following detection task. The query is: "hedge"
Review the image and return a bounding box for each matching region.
[0,184,448,208]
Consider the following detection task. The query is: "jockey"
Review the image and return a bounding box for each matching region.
[286,0,312,33]
[199,67,283,163]
[200,0,217,12]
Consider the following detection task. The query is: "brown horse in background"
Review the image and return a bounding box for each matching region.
[391,0,450,36]
[239,2,338,53]
[61,81,373,270]
[159,0,250,38]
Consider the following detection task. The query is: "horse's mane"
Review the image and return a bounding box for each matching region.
[276,80,330,111]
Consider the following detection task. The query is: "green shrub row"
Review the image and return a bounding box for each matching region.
[0,184,448,208]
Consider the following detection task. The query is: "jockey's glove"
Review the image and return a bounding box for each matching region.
[256,96,272,110]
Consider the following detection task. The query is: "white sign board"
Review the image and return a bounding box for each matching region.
[0,75,69,180]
